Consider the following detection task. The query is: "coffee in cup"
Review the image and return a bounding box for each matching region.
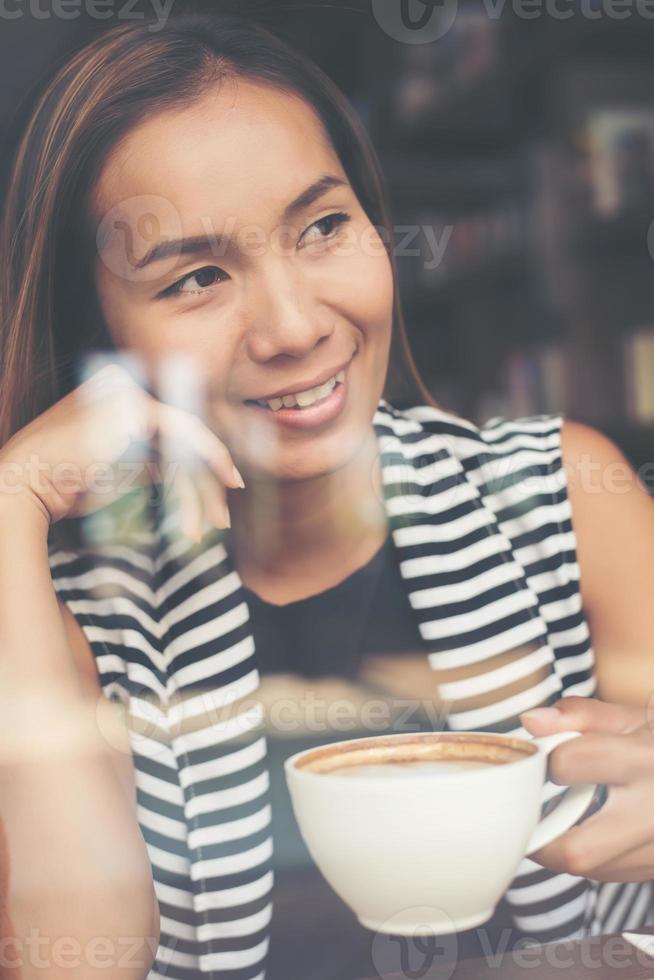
[285,730,596,935]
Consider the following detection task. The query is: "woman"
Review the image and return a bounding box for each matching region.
[1,11,654,980]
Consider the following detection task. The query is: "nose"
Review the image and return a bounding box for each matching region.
[244,263,335,362]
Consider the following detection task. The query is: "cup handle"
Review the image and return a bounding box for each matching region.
[524,730,597,856]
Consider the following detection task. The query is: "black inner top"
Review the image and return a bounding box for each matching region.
[239,531,517,980]
[242,529,425,678]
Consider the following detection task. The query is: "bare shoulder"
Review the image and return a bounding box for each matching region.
[559,418,654,561]
[559,418,654,519]
[559,419,654,703]
[560,418,634,474]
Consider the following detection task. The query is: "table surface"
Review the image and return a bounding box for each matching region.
[358,925,654,980]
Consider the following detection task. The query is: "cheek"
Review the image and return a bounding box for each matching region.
[95,273,231,383]
[94,270,159,362]
[353,258,394,383]
[350,242,394,334]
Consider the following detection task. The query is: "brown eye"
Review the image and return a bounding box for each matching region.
[164,266,226,297]
[299,211,351,248]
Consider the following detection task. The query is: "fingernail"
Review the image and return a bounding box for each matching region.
[222,504,231,528]
[231,465,245,489]
[521,707,561,723]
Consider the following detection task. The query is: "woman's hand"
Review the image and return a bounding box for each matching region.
[0,363,243,539]
[520,695,654,882]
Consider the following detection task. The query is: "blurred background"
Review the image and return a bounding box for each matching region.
[2,0,654,481]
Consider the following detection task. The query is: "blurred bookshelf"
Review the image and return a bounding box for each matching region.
[360,0,654,479]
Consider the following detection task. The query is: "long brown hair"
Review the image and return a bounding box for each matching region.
[0,9,435,450]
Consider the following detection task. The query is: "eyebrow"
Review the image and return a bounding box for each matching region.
[132,174,349,271]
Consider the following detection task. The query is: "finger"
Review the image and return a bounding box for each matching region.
[154,401,244,490]
[156,409,233,532]
[78,371,149,461]
[529,784,654,877]
[173,467,204,543]
[521,696,648,737]
[582,841,654,883]
[546,731,654,786]
[82,362,141,400]
[193,462,230,530]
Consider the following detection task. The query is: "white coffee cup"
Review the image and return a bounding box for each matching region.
[284,729,596,935]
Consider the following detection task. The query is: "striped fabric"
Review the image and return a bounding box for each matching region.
[48,398,653,978]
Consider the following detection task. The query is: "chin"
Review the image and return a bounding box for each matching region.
[276,452,352,483]
[240,411,376,484]
[216,370,382,481]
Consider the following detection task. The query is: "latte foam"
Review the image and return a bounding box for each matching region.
[330,759,492,778]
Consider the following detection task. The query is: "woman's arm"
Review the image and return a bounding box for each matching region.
[560,419,654,707]
[57,599,142,807]
[0,492,159,979]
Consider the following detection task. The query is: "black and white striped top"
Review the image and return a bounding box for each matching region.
[48,399,654,979]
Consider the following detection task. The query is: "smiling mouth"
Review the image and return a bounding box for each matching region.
[245,368,345,412]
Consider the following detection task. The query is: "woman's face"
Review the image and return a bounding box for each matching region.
[91,78,394,481]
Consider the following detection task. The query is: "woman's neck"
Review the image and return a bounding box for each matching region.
[226,429,388,600]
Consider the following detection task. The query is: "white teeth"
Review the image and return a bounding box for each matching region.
[314,380,334,401]
[261,369,345,411]
[295,388,316,408]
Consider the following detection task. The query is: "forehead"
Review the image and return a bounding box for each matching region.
[91,79,344,229]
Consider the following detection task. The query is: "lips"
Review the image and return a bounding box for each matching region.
[249,369,345,412]
[244,356,353,406]
[243,357,351,429]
